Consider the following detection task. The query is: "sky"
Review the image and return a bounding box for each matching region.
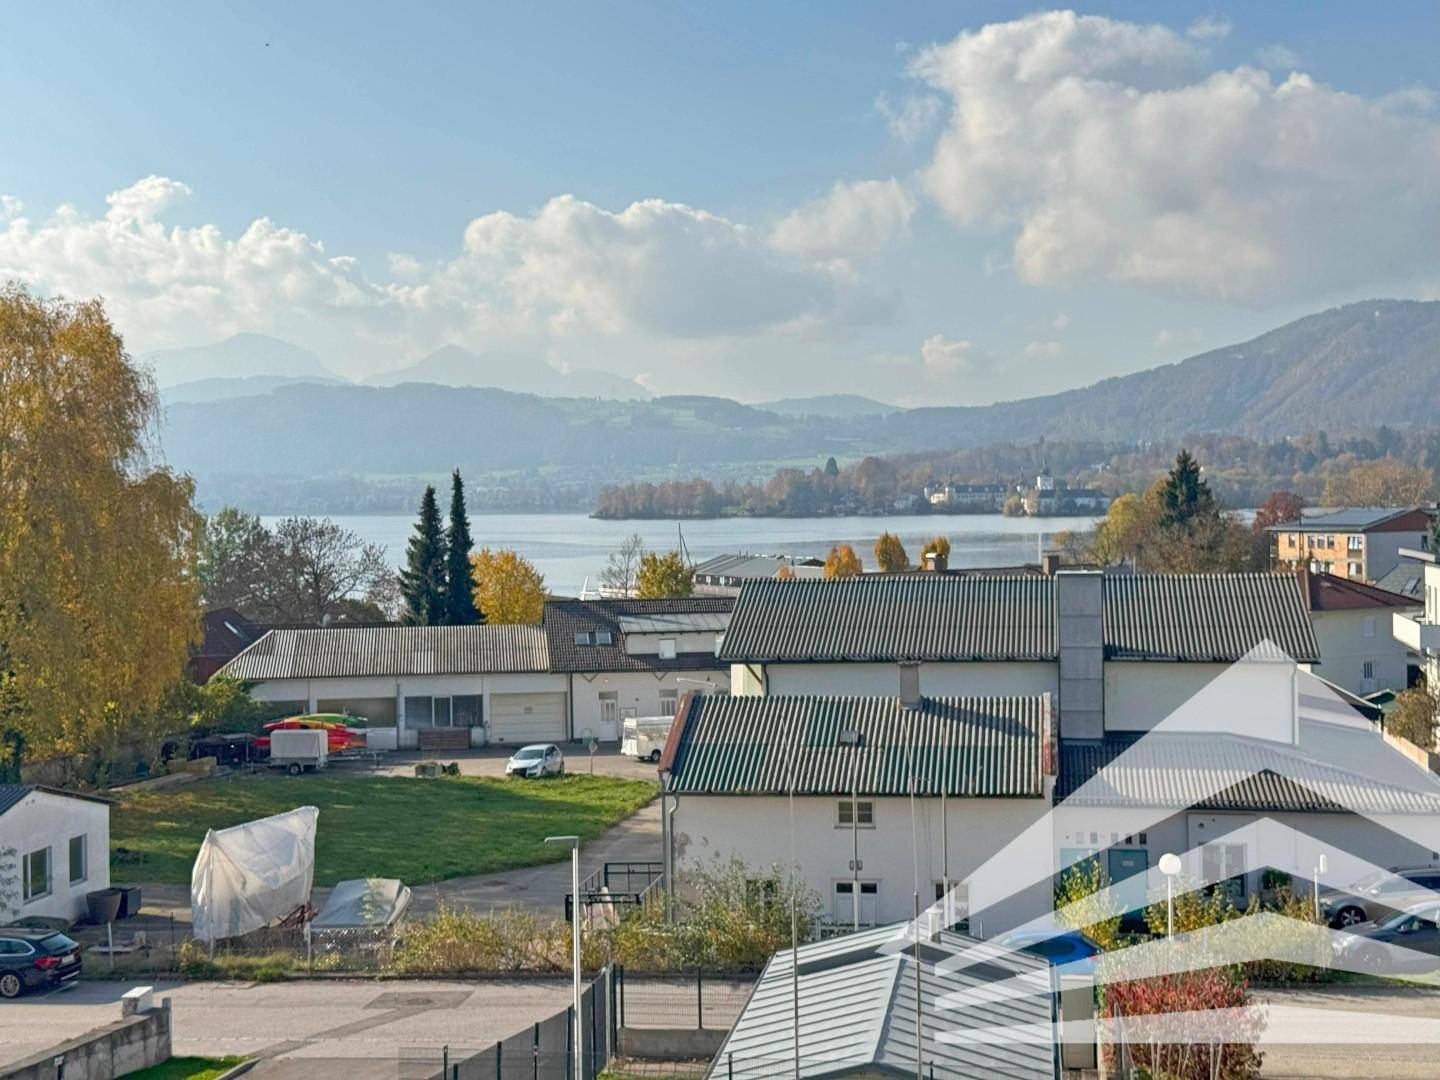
[2,2,1438,406]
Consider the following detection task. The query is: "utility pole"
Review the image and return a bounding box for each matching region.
[546,835,583,1080]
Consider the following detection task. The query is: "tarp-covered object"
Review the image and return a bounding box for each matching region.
[191,806,319,942]
[310,877,412,929]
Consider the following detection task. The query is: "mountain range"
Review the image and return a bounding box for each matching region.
[156,299,1440,510]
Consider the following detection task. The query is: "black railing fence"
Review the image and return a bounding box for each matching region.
[614,966,757,1031]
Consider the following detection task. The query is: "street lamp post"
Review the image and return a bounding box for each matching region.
[546,835,583,1080]
[1159,852,1183,939]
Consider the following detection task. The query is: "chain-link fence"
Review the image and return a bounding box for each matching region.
[400,966,617,1080]
[615,967,756,1031]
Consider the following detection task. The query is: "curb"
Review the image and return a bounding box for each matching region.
[214,1062,255,1080]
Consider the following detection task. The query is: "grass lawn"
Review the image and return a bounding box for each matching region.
[123,1057,247,1080]
[110,773,656,885]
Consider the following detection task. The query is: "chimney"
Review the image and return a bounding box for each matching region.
[899,662,922,710]
[1041,552,1061,576]
[1055,570,1104,740]
[924,549,949,573]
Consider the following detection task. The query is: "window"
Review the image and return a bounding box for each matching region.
[22,847,50,902]
[574,631,591,646]
[658,637,677,660]
[833,880,879,924]
[599,691,619,726]
[1364,617,1377,638]
[403,695,435,727]
[595,630,613,645]
[659,690,678,716]
[452,695,483,728]
[1348,534,1364,550]
[1362,660,1376,693]
[68,835,87,885]
[574,630,614,646]
[934,880,970,931]
[837,799,874,827]
[1349,562,1363,577]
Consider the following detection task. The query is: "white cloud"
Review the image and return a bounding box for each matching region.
[0,195,23,220]
[1255,44,1301,70]
[1052,312,1071,331]
[1186,15,1232,42]
[920,333,989,375]
[0,179,883,369]
[912,10,1440,301]
[1153,327,1204,349]
[769,179,916,261]
[1023,340,1064,359]
[874,91,944,143]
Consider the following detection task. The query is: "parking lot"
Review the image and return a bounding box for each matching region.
[375,743,661,782]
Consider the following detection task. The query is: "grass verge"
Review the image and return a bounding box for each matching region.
[122,1057,248,1080]
[111,772,656,884]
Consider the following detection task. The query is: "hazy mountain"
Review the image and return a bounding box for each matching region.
[362,344,650,400]
[142,333,338,388]
[161,374,344,405]
[759,394,899,418]
[159,299,1440,510]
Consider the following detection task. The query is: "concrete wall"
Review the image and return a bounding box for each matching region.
[757,661,1058,699]
[570,668,729,741]
[1308,607,1414,696]
[1103,661,1296,741]
[1,791,109,924]
[247,672,568,748]
[624,631,721,658]
[0,1001,170,1080]
[1366,530,1429,583]
[618,1027,727,1061]
[672,793,1054,935]
[1056,571,1104,740]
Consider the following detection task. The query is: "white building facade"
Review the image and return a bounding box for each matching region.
[1,786,110,924]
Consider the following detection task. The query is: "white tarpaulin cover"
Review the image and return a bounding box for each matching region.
[191,806,319,942]
[310,878,412,929]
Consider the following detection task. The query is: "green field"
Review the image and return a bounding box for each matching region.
[123,1058,248,1080]
[110,773,656,885]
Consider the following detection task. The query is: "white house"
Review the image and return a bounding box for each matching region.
[660,692,1056,934]
[219,624,569,750]
[543,598,732,742]
[1296,567,1419,696]
[1,785,110,924]
[1393,559,1440,730]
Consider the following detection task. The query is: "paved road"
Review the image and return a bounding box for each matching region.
[0,978,573,1077]
[1255,985,1440,1078]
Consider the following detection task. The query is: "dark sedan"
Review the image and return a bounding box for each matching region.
[1332,902,1440,977]
[0,929,83,998]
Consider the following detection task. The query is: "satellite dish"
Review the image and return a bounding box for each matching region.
[1159,852,1183,877]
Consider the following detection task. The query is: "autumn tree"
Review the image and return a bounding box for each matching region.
[443,470,482,625]
[1388,684,1438,751]
[874,532,909,573]
[601,532,646,597]
[0,285,201,762]
[926,535,951,560]
[267,517,392,624]
[198,507,281,615]
[399,485,447,625]
[471,548,547,624]
[775,564,795,581]
[1250,490,1306,570]
[823,544,863,578]
[1323,459,1436,507]
[635,550,695,599]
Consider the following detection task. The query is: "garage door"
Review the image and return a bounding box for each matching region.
[489,692,567,744]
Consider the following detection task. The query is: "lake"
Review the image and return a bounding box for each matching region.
[263,512,1104,597]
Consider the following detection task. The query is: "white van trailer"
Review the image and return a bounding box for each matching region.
[270,729,329,774]
[621,715,674,762]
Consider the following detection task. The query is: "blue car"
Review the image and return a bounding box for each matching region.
[992,928,1101,975]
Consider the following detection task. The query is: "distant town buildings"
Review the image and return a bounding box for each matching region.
[923,468,1110,516]
[1268,507,1433,582]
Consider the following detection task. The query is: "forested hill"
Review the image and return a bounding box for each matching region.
[159,299,1440,510]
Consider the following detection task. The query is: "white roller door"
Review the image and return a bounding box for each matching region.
[489,692,568,744]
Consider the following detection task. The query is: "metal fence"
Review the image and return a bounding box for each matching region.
[615,967,756,1031]
[400,966,617,1080]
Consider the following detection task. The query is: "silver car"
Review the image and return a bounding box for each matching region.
[1320,866,1440,928]
[505,743,565,778]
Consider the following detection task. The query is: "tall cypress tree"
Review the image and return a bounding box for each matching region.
[399,484,447,625]
[443,469,483,625]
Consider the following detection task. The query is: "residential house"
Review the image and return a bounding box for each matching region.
[707,924,1058,1080]
[692,554,824,596]
[219,624,565,750]
[924,482,1011,512]
[193,608,268,683]
[1,785,110,924]
[1268,507,1433,582]
[1023,468,1111,516]
[1375,546,1435,603]
[661,692,1055,931]
[1393,559,1440,728]
[1296,567,1419,696]
[543,598,732,741]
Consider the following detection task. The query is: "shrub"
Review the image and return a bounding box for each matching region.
[1054,858,1124,951]
[1104,969,1263,1079]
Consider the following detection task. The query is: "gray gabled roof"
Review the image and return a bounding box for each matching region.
[1267,507,1426,532]
[719,573,1319,665]
[218,624,551,680]
[719,576,1059,663]
[0,784,112,818]
[708,924,1056,1080]
[665,694,1048,798]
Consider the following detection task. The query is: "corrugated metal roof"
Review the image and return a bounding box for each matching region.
[693,553,826,581]
[1268,507,1422,532]
[668,694,1047,797]
[1057,733,1440,814]
[708,924,1056,1080]
[718,576,1059,663]
[543,597,733,673]
[1102,574,1319,662]
[218,624,551,680]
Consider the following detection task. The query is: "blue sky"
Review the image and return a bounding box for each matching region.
[2,3,1438,404]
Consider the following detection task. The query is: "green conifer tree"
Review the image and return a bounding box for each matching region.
[443,469,483,624]
[399,485,447,625]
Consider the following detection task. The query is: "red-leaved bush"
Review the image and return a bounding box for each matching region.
[1103,970,1265,1079]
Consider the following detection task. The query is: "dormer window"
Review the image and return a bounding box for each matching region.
[658,638,677,660]
[574,630,615,646]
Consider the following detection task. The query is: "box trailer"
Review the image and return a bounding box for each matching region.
[269,728,328,774]
[621,715,674,762]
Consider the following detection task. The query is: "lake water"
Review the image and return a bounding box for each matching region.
[264,512,1103,597]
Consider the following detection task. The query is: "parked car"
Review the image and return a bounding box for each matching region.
[1332,901,1440,976]
[991,928,1101,975]
[0,929,83,998]
[254,714,364,754]
[1319,866,1440,928]
[506,744,565,778]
